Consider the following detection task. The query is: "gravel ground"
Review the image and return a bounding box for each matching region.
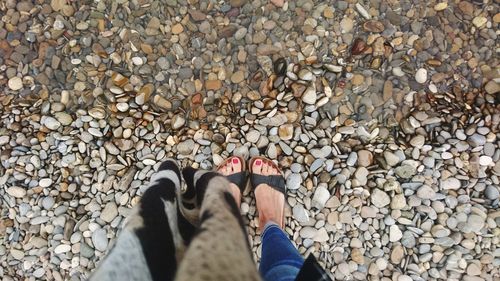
[1,0,499,280]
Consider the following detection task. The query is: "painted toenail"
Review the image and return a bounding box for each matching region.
[255,160,262,166]
[232,158,239,164]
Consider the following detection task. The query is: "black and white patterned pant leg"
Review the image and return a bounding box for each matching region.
[91,160,195,281]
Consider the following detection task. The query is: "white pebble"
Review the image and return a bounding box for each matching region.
[54,244,71,254]
[479,156,492,166]
[415,68,427,84]
[8,77,23,90]
[39,178,53,188]
[132,57,143,65]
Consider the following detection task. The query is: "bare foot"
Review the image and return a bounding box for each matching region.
[252,158,285,231]
[217,157,243,207]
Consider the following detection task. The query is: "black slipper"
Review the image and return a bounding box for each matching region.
[248,157,286,196]
[216,156,249,195]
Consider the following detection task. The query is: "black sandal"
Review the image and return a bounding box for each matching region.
[248,157,286,196]
[216,156,249,195]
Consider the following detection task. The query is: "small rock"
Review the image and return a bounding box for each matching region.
[171,115,186,130]
[100,202,118,223]
[43,116,61,130]
[6,186,26,198]
[206,80,222,91]
[278,124,294,140]
[312,186,330,210]
[479,156,492,166]
[298,69,313,81]
[389,225,403,242]
[340,17,354,33]
[391,245,404,264]
[463,215,485,233]
[485,186,499,200]
[472,16,487,28]
[313,228,329,242]
[292,204,309,223]
[54,244,71,254]
[434,2,448,11]
[384,151,400,166]
[390,194,406,210]
[301,87,317,104]
[415,68,427,84]
[286,173,302,190]
[410,135,425,148]
[484,80,499,95]
[231,70,245,84]
[8,77,23,90]
[246,130,260,143]
[371,189,390,208]
[177,139,195,155]
[39,178,52,188]
[92,228,108,252]
[440,178,461,190]
[395,165,416,179]
[171,23,184,34]
[357,150,373,167]
[270,0,284,7]
[417,185,436,200]
[398,275,413,281]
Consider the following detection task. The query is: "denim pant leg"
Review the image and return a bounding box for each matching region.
[259,223,304,281]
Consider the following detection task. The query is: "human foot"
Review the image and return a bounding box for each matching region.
[216,156,245,207]
[250,157,285,231]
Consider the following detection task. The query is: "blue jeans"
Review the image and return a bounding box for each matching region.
[259,223,304,281]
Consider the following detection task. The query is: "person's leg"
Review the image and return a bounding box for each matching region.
[251,158,304,281]
[91,160,195,281]
[176,167,260,281]
[259,223,304,281]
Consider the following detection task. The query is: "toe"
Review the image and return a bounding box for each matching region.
[252,158,263,174]
[230,157,242,173]
[273,166,279,175]
[266,161,274,176]
[217,160,229,175]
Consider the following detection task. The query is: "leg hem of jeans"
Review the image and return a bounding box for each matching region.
[262,222,281,237]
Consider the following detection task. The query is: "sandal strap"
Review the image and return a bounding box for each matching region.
[250,174,286,195]
[225,171,248,193]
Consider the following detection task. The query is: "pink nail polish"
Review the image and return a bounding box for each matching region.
[255,160,262,166]
[232,158,239,164]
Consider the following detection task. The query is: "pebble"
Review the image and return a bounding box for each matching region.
[100,202,118,223]
[292,204,309,223]
[42,117,61,130]
[389,225,403,242]
[312,186,330,210]
[410,135,425,148]
[54,244,71,254]
[301,87,317,105]
[440,178,461,190]
[6,186,26,198]
[286,173,302,190]
[92,229,108,252]
[8,77,23,90]
[417,185,436,200]
[371,189,390,208]
[391,194,406,210]
[479,156,492,166]
[357,150,373,167]
[415,68,428,84]
[464,215,485,233]
[484,186,499,200]
[384,151,400,166]
[177,139,195,155]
